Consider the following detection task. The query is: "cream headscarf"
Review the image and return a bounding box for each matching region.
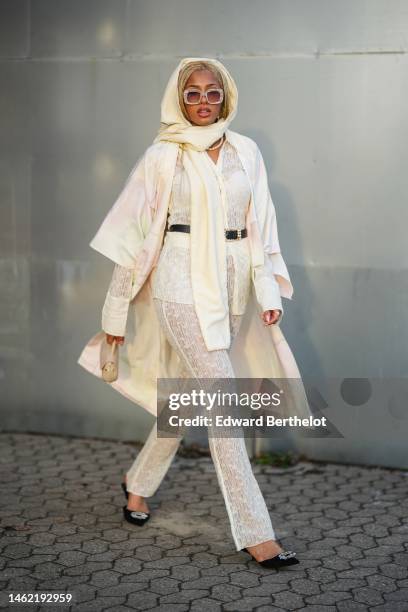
[153,57,239,351]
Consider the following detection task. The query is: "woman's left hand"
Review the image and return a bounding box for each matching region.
[261,309,281,325]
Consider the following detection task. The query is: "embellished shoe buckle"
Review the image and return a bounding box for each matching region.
[130,511,149,519]
[278,550,296,560]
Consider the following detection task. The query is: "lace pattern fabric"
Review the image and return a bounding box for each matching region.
[101,264,134,337]
[127,287,277,550]
[150,234,251,316]
[107,264,134,299]
[167,140,250,230]
[153,248,243,381]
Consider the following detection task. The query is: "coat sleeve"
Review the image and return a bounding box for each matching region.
[251,143,294,321]
[89,147,157,268]
[89,145,159,335]
[101,263,135,337]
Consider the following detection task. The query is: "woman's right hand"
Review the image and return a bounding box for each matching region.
[106,334,125,346]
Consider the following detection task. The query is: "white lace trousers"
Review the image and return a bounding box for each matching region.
[126,256,277,551]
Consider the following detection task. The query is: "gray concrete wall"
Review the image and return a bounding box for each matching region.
[0,0,407,468]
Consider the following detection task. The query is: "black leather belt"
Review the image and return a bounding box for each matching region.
[168,223,247,241]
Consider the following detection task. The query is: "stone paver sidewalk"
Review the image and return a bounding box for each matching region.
[0,432,407,611]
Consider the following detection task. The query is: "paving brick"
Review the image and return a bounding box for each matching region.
[159,589,208,604]
[88,569,121,587]
[104,606,135,611]
[366,573,398,593]
[321,579,367,592]
[272,590,306,609]
[224,596,273,610]
[229,570,260,587]
[148,605,188,612]
[306,590,352,605]
[190,599,222,611]
[298,606,337,612]
[384,587,408,601]
[57,550,87,566]
[170,564,201,580]
[291,577,321,595]
[142,557,190,570]
[121,569,169,582]
[367,604,408,612]
[70,596,125,611]
[181,575,229,590]
[353,586,385,605]
[380,562,408,579]
[63,561,112,577]
[149,576,180,595]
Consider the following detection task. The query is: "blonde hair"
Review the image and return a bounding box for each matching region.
[177,61,230,121]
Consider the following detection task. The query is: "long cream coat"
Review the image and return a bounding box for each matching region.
[77,129,313,421]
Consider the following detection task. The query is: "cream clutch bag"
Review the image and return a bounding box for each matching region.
[100,338,119,383]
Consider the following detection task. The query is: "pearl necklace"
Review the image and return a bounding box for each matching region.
[207,134,225,151]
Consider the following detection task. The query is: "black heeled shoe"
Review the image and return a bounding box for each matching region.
[121,480,150,526]
[241,546,300,570]
[122,505,151,526]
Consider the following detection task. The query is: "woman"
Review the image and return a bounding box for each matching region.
[78,57,313,569]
